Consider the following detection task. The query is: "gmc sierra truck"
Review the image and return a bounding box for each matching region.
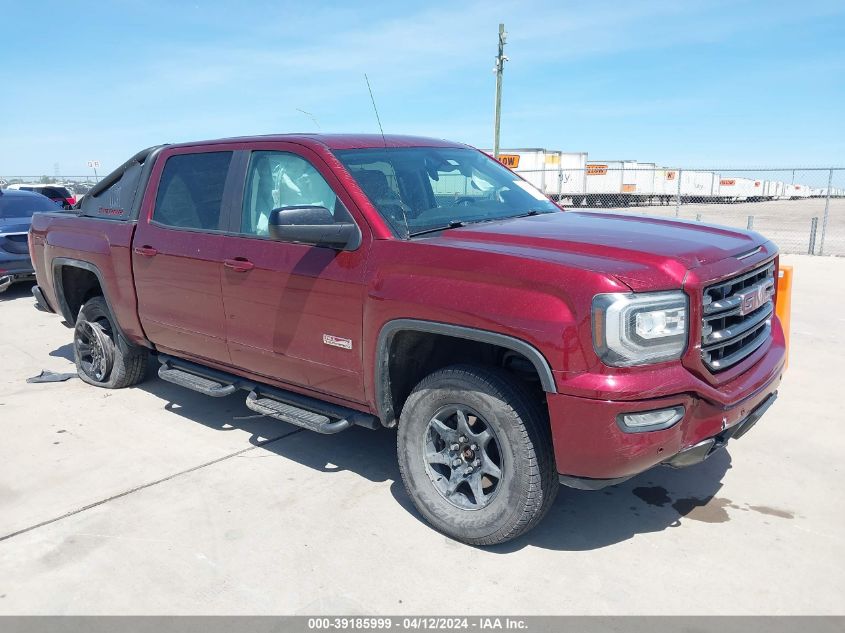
[29,134,785,545]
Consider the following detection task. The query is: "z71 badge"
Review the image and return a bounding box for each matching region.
[322,334,352,350]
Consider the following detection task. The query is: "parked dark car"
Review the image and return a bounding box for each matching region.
[0,189,59,292]
[7,184,76,209]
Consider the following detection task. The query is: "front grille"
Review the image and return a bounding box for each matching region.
[701,261,775,372]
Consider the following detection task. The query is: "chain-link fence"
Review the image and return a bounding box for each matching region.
[509,164,845,256]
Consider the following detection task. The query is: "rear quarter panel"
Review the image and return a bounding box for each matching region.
[29,212,146,344]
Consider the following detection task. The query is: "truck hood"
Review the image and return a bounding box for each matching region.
[430,211,768,291]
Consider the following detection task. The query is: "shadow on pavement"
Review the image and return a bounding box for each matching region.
[486,449,732,553]
[136,358,398,484]
[0,281,35,302]
[49,343,74,362]
[49,347,733,551]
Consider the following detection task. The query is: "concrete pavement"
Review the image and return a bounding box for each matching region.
[0,254,842,614]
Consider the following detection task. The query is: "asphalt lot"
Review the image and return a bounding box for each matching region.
[1,254,843,615]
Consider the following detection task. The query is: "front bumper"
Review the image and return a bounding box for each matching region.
[549,324,785,488]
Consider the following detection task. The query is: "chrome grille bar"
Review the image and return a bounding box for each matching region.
[701,261,776,372]
[703,323,771,371]
[702,302,773,346]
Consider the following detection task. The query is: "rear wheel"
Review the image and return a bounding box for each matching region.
[397,365,558,545]
[73,296,147,389]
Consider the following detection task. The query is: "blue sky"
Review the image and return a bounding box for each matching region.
[1,0,843,176]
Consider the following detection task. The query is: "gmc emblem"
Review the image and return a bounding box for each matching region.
[737,279,774,315]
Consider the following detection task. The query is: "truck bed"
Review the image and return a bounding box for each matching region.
[29,212,147,344]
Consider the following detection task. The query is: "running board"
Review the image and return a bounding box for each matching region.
[158,363,238,397]
[246,391,351,434]
[156,354,380,432]
[245,390,379,434]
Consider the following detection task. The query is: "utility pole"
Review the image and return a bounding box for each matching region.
[493,23,508,158]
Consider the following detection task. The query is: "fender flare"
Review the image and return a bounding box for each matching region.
[375,319,557,426]
[51,258,135,352]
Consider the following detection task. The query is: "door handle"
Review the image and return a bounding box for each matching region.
[134,246,158,257]
[224,258,254,272]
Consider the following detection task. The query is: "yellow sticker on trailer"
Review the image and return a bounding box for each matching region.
[498,154,520,168]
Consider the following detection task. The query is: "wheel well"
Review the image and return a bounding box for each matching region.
[383,330,545,427]
[60,266,102,320]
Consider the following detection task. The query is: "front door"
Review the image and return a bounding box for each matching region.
[220,145,370,403]
[133,148,236,365]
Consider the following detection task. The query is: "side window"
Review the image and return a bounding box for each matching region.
[241,151,349,236]
[153,151,232,230]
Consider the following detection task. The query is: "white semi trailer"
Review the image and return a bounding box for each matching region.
[583,160,639,206]
[483,147,827,207]
[486,148,588,202]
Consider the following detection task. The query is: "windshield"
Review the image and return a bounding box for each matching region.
[334,147,558,237]
[0,194,60,219]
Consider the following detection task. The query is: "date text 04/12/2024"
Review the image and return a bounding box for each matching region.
[307,617,528,630]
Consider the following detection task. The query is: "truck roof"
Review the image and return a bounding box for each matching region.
[169,133,468,151]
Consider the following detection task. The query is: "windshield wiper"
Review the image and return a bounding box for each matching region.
[511,209,552,218]
[408,220,466,238]
[407,210,554,239]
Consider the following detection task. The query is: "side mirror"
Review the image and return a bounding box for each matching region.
[267,206,361,250]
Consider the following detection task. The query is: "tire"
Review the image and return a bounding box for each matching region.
[397,364,558,545]
[73,296,147,389]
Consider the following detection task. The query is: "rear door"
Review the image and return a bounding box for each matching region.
[132,146,238,364]
[220,143,371,403]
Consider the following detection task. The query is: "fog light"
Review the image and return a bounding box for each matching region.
[618,406,685,433]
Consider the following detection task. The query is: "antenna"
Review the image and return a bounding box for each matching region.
[295,108,321,129]
[364,73,387,147]
[364,73,409,237]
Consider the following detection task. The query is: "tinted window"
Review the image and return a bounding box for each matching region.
[153,152,232,230]
[334,147,557,237]
[241,151,348,236]
[0,194,60,218]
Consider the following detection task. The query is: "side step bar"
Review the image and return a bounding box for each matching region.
[246,391,351,434]
[156,355,379,434]
[158,360,240,397]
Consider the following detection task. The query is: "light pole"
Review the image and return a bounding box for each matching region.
[493,23,508,158]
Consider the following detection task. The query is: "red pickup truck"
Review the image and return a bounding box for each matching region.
[29,134,785,544]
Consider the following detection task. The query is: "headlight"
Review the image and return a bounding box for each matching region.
[592,291,688,366]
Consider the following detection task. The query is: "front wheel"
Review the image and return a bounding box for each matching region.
[397,365,558,545]
[73,296,148,389]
